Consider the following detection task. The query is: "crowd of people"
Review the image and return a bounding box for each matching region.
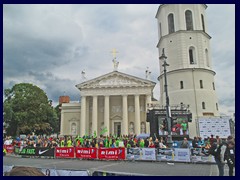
[3,133,235,176]
[3,134,168,149]
[3,133,234,151]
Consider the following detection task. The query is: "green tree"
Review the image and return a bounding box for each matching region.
[54,104,61,134]
[3,83,58,136]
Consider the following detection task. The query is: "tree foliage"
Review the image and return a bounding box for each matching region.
[3,83,58,136]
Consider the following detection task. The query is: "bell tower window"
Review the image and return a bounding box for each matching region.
[168,13,175,34]
[202,102,206,109]
[189,46,196,64]
[185,10,193,30]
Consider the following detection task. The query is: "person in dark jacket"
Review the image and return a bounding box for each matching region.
[192,137,199,148]
[224,141,235,176]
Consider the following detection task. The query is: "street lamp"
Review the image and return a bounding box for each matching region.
[159,48,173,147]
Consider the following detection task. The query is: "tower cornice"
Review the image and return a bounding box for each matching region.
[157,68,216,81]
[156,30,211,48]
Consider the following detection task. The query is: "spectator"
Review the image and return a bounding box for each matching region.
[209,134,215,146]
[216,135,222,145]
[139,139,145,148]
[224,141,235,176]
[144,138,149,148]
[204,137,211,150]
[226,135,235,144]
[180,138,189,148]
[148,139,155,148]
[210,139,227,176]
[175,122,182,135]
[159,138,166,148]
[197,137,205,148]
[154,139,160,148]
[181,121,188,135]
[5,166,45,176]
[192,137,199,148]
[3,148,7,156]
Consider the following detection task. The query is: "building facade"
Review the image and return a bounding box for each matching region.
[156,4,220,137]
[60,71,156,137]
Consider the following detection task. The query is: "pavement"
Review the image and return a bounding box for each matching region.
[3,155,234,176]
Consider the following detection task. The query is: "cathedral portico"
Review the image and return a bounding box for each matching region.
[60,71,156,137]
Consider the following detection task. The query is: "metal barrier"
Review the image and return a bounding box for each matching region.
[6,146,216,164]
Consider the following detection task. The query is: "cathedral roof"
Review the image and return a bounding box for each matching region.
[76,71,156,90]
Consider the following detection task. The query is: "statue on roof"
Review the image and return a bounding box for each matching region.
[111,48,119,71]
[81,69,87,81]
[145,67,151,80]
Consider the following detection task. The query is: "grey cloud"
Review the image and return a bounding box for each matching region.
[28,71,80,103]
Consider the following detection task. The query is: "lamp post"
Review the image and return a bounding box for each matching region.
[159,48,173,147]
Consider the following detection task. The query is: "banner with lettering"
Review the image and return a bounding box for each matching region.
[126,148,143,160]
[36,147,55,157]
[19,147,54,157]
[198,117,231,139]
[174,148,191,162]
[142,148,156,161]
[3,145,14,153]
[190,148,215,163]
[19,147,37,156]
[156,148,174,161]
[98,148,125,160]
[14,146,20,155]
[75,147,97,159]
[55,147,75,158]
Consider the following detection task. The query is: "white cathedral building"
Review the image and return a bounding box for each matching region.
[60,69,156,137]
[60,4,220,138]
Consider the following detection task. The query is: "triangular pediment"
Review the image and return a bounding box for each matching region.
[76,71,156,90]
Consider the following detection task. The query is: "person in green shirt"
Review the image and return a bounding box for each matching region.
[181,121,188,135]
[67,138,72,147]
[108,138,112,148]
[3,148,7,156]
[139,139,145,148]
[104,138,108,148]
[116,138,120,147]
[60,139,65,147]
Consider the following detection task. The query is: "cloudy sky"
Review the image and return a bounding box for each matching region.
[3,4,235,116]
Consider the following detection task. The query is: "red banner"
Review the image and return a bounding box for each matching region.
[75,147,97,159]
[3,145,14,153]
[98,148,125,160]
[55,147,75,158]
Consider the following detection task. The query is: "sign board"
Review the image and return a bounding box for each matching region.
[142,148,156,161]
[198,117,231,138]
[75,147,97,159]
[55,147,75,158]
[19,147,54,157]
[174,148,191,162]
[98,148,125,160]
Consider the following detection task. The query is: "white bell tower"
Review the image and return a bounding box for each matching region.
[156,4,220,137]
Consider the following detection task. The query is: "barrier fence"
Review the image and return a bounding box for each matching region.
[4,145,216,164]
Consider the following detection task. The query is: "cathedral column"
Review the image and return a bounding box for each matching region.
[135,95,141,135]
[146,94,151,134]
[122,95,128,135]
[85,97,90,136]
[104,95,110,136]
[80,96,86,137]
[92,95,98,136]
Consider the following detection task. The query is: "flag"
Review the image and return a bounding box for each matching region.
[94,131,97,138]
[100,127,108,135]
